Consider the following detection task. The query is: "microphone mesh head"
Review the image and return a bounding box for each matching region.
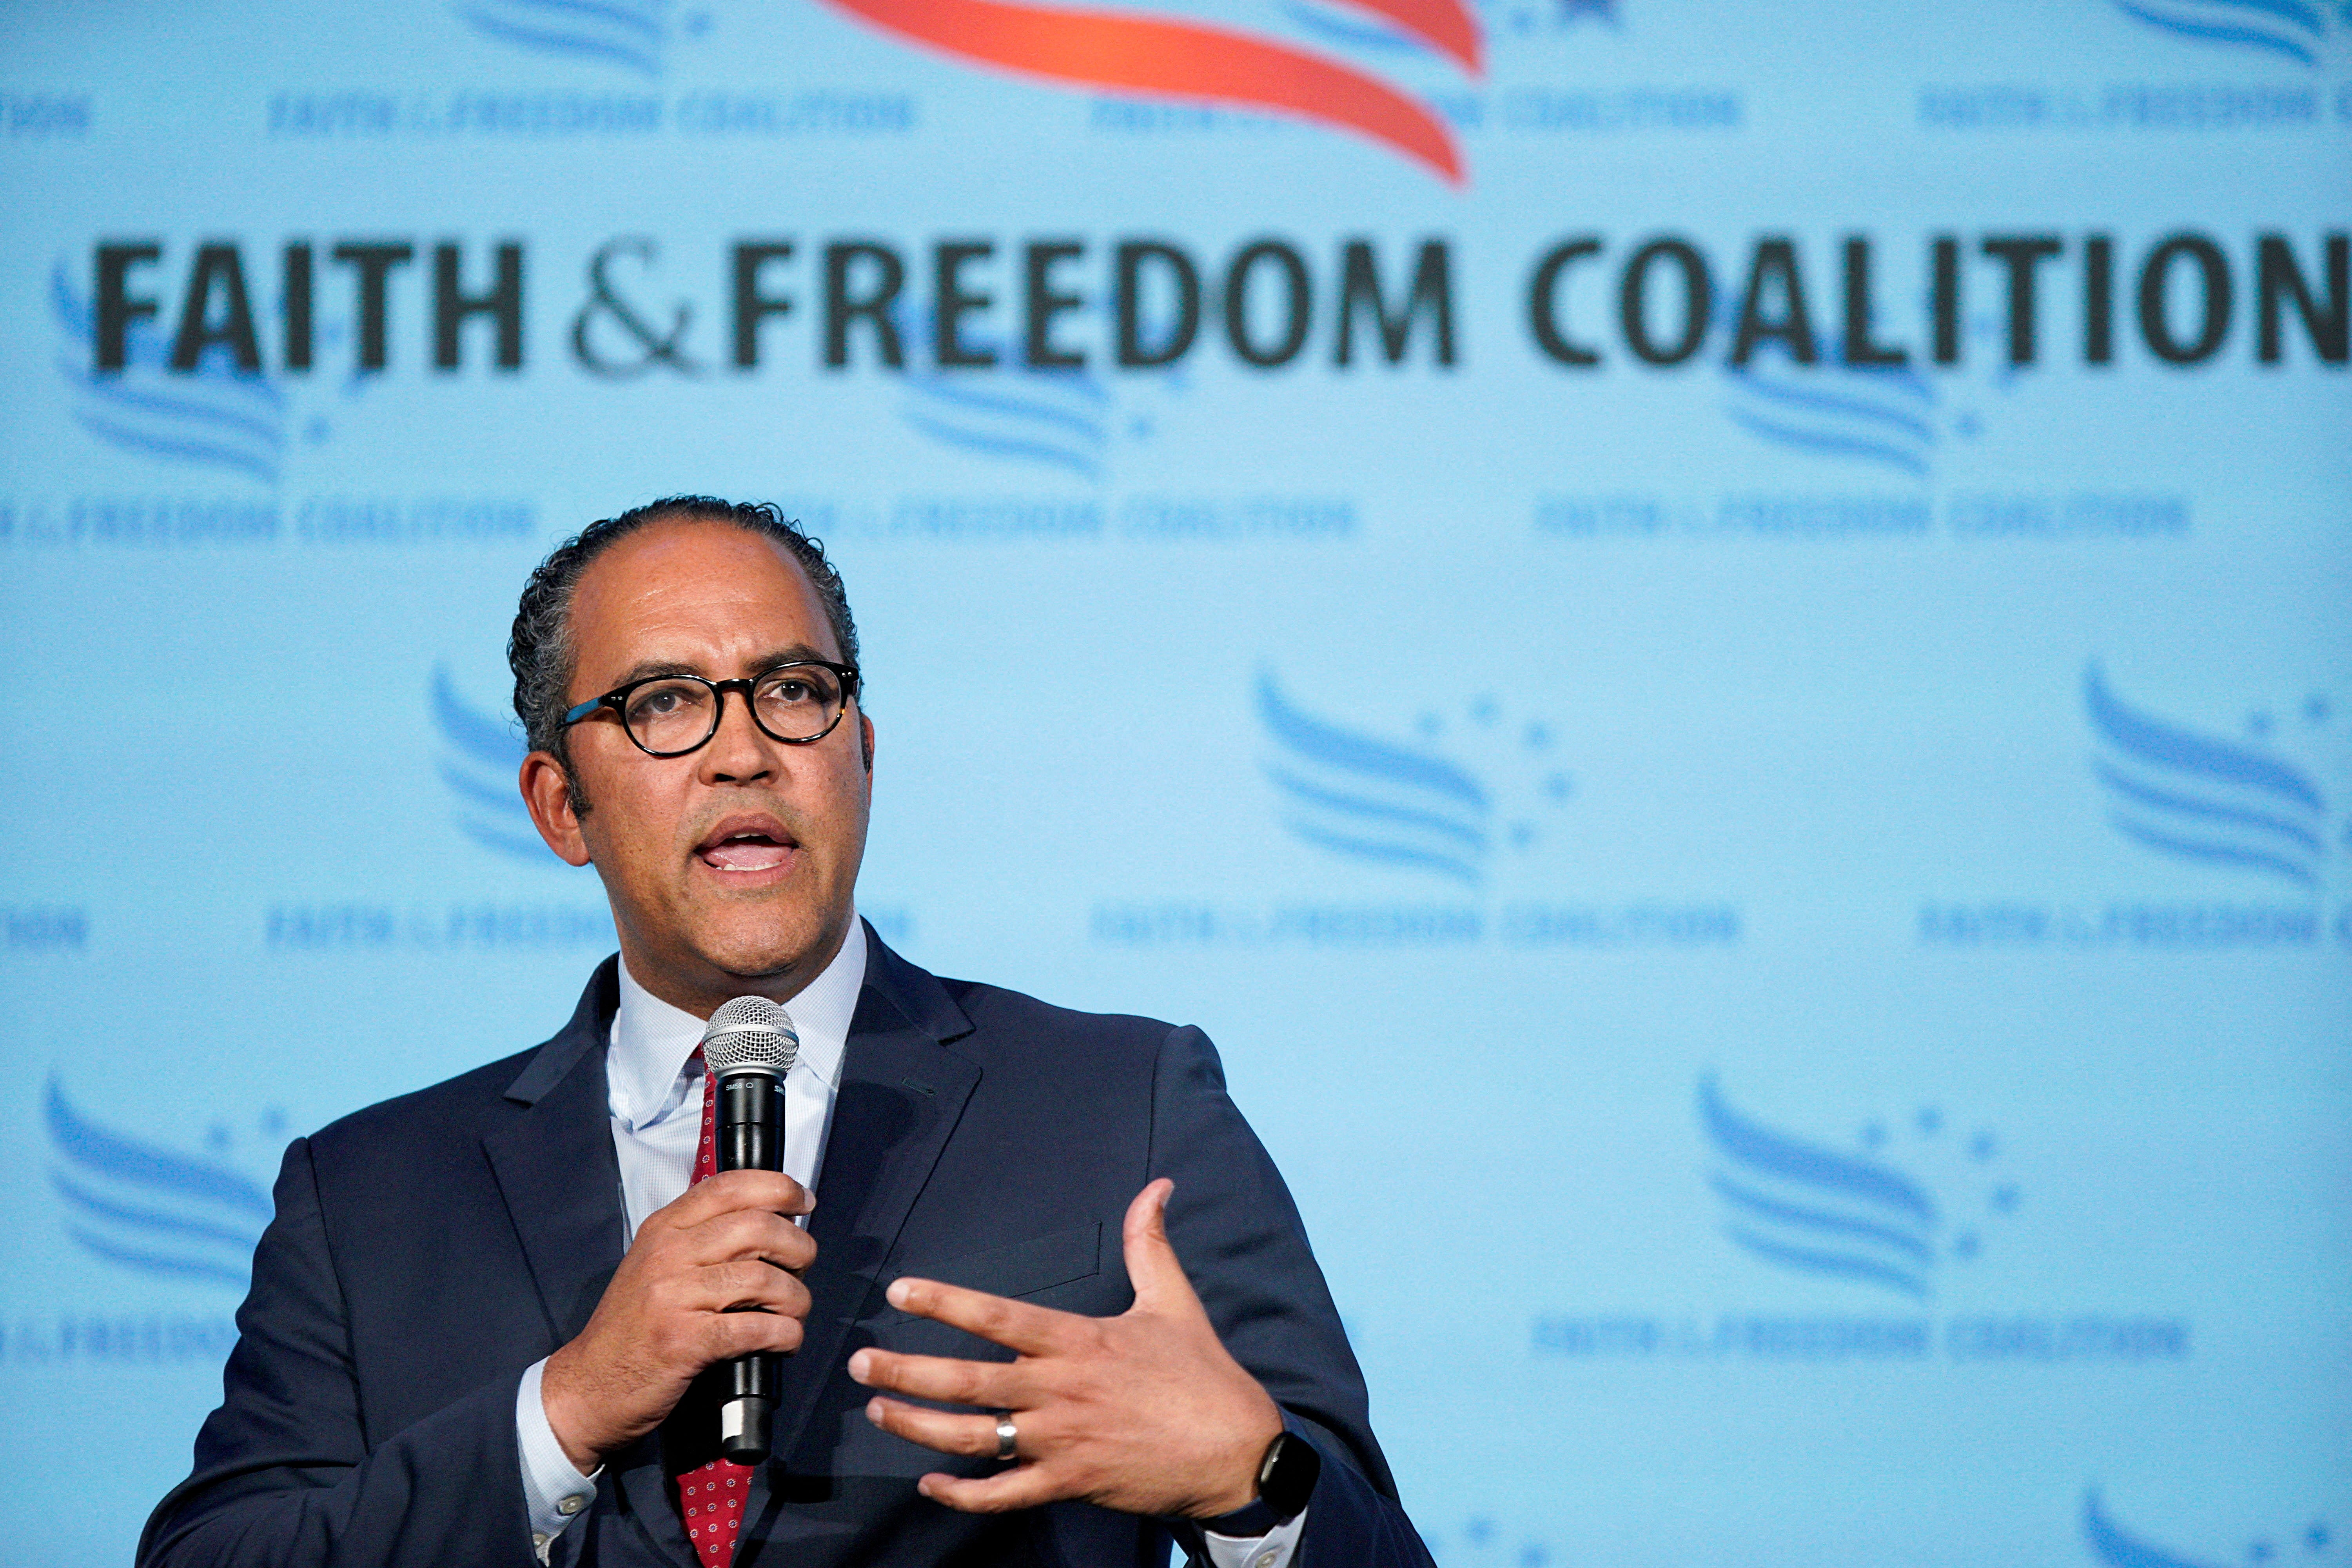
[701,996,800,1076]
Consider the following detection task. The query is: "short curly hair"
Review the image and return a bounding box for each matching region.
[508,496,860,793]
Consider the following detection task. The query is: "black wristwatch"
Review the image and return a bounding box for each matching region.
[1196,1430,1321,1537]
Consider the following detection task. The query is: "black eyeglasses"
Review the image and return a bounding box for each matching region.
[562,660,860,758]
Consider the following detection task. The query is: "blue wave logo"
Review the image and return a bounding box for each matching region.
[47,1077,274,1288]
[2111,0,2339,66]
[2087,663,2331,888]
[2087,1488,2333,1568]
[1280,0,1435,54]
[53,263,287,484]
[901,361,1113,480]
[894,301,1120,478]
[1257,671,1495,885]
[1283,0,1608,54]
[1700,1075,1944,1299]
[433,666,555,862]
[1721,341,1938,478]
[457,0,670,73]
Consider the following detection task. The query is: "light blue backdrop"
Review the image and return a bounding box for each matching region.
[2,0,2347,1563]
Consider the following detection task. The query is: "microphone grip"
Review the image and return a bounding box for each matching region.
[713,1069,786,1465]
[716,1071,783,1175]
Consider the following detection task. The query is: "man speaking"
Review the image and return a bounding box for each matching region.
[140,497,1433,1568]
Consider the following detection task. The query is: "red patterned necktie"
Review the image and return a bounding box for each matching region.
[677,1046,754,1568]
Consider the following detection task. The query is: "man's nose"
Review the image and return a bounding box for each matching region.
[699,687,779,783]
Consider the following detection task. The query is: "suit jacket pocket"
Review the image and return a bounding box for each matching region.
[876,1221,1102,1322]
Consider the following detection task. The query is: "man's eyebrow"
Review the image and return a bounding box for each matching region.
[606,659,701,688]
[603,646,833,688]
[750,645,834,671]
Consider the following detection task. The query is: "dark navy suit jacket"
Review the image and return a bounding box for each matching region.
[141,930,1434,1568]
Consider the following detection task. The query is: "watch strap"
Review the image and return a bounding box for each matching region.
[1195,1430,1321,1537]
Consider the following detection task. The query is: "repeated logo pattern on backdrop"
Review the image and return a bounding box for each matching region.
[434,668,551,864]
[1,0,2345,1563]
[52,265,290,485]
[45,1080,278,1290]
[2087,664,2345,890]
[1699,1074,2017,1301]
[2114,0,2348,66]
[1256,672,1571,887]
[461,0,678,75]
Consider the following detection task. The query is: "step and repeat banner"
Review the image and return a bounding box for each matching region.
[2,0,2347,1562]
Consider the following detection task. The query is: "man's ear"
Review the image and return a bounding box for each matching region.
[859,712,875,776]
[520,750,594,867]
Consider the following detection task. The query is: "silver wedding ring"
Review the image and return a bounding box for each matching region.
[993,1416,1018,1463]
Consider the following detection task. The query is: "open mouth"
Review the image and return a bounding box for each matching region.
[695,815,799,874]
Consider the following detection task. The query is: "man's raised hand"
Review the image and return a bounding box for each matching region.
[848,1179,1285,1519]
[541,1169,816,1474]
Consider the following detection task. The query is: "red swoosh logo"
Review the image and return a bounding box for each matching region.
[815,0,1482,183]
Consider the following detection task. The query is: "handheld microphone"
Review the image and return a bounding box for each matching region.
[699,996,800,1465]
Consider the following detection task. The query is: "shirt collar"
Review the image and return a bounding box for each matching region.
[608,917,869,1131]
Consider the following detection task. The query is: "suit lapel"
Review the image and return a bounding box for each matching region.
[771,932,978,1461]
[483,958,629,1347]
[484,960,695,1566]
[479,939,979,1559]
